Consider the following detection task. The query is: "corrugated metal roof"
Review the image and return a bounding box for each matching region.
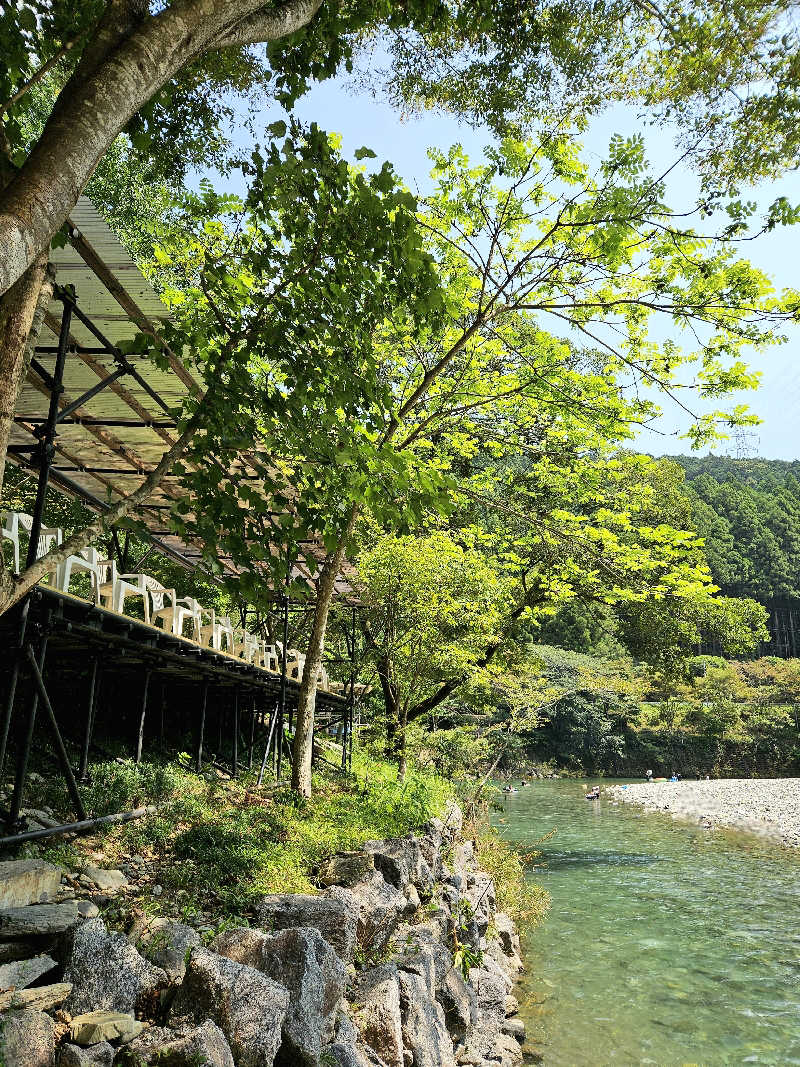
[10,197,356,597]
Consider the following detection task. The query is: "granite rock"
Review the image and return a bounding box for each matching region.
[0,861,62,909]
[64,918,166,1015]
[256,891,359,963]
[0,1008,57,1067]
[129,917,200,981]
[173,947,289,1067]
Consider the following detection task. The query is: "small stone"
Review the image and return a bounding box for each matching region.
[501,1016,526,1042]
[83,868,127,892]
[151,884,163,897]
[0,899,79,940]
[0,860,62,909]
[77,900,100,919]
[69,1010,144,1045]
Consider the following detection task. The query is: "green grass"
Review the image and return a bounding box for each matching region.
[33,749,452,927]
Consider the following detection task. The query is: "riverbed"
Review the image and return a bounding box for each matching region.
[494,779,800,1066]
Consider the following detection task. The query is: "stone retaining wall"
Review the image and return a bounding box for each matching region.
[0,802,528,1066]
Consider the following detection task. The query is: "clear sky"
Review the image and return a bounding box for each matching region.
[210,73,800,462]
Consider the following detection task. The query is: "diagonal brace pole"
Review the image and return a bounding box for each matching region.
[25,644,86,820]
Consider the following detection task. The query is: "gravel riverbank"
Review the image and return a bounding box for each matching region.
[606,778,800,849]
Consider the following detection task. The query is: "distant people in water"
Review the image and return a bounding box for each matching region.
[502,785,517,794]
[586,786,601,800]
[645,768,653,782]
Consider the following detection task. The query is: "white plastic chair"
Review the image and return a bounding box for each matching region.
[98,563,154,620]
[5,512,62,575]
[1,511,24,574]
[197,606,217,648]
[151,590,199,638]
[55,545,101,604]
[286,650,305,680]
[213,615,235,653]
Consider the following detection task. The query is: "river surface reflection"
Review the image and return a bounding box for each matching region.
[493,779,800,1066]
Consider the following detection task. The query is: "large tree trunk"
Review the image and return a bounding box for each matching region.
[292,509,357,796]
[0,0,324,297]
[0,252,53,500]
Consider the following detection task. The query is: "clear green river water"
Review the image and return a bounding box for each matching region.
[493,780,800,1066]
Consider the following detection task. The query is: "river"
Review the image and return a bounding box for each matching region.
[494,779,800,1066]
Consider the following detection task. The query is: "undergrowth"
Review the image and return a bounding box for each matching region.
[34,749,451,925]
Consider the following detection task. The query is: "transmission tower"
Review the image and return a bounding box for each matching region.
[727,428,760,461]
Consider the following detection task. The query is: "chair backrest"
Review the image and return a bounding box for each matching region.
[16,512,61,558]
[98,559,118,584]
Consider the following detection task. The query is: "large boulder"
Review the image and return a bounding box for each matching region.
[115,1020,234,1067]
[397,970,456,1067]
[128,917,200,981]
[438,966,477,1041]
[318,852,375,888]
[0,900,79,940]
[463,874,495,938]
[173,947,289,1067]
[493,913,520,958]
[255,891,359,962]
[0,1009,57,1067]
[212,925,346,1065]
[350,964,404,1067]
[418,819,444,879]
[364,838,432,894]
[0,953,57,990]
[337,874,407,955]
[458,968,506,1061]
[441,802,463,841]
[64,918,167,1015]
[323,1015,378,1067]
[0,861,62,909]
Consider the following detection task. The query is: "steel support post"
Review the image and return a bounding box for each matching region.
[0,598,30,781]
[277,594,289,780]
[257,708,278,787]
[348,605,357,772]
[196,680,209,773]
[135,667,152,764]
[7,632,48,830]
[248,699,256,771]
[79,657,99,780]
[232,691,239,778]
[27,296,72,568]
[24,644,86,820]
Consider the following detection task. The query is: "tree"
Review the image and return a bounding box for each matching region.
[164,131,794,795]
[4,0,800,509]
[358,531,508,777]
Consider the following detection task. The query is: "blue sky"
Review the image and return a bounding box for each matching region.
[212,75,800,462]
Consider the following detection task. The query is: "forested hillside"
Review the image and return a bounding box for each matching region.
[673,456,800,601]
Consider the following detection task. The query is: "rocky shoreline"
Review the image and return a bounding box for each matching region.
[607,777,800,849]
[0,801,531,1066]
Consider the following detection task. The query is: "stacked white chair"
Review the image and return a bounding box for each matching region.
[0,510,341,692]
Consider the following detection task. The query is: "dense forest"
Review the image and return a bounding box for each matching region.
[674,455,800,601]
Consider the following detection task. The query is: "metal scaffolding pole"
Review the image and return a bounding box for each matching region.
[276,594,289,780]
